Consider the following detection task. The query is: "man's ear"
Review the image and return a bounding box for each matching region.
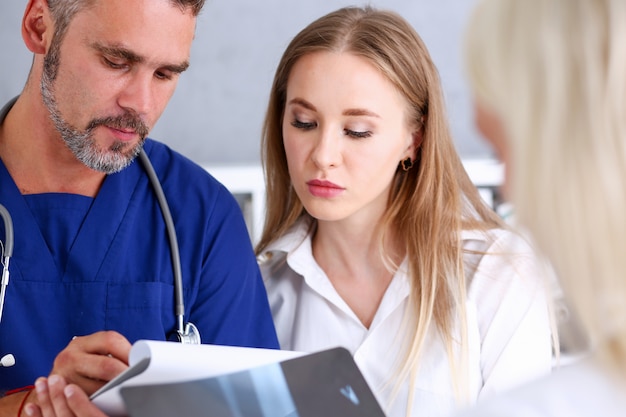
[22,0,54,54]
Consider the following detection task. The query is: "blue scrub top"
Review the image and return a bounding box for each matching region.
[0,109,278,392]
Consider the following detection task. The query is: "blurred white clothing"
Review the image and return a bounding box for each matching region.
[260,219,554,417]
[454,359,626,417]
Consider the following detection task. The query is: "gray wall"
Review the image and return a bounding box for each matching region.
[0,0,490,166]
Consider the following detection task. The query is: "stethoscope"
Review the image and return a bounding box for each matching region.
[0,203,14,367]
[0,148,201,368]
[137,149,201,345]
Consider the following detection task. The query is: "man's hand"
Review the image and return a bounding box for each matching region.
[25,376,107,417]
[50,331,131,395]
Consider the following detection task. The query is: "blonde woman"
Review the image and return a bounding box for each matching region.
[461,0,626,415]
[256,6,554,417]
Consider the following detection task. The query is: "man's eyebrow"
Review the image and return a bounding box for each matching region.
[92,42,190,74]
[162,61,190,74]
[92,42,143,63]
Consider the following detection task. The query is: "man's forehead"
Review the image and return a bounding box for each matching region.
[67,1,196,56]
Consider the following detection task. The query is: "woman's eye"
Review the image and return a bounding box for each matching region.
[291,119,317,130]
[345,129,372,139]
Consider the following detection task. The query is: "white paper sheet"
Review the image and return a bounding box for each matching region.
[90,340,304,417]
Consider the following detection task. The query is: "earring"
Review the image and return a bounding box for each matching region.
[401,157,413,171]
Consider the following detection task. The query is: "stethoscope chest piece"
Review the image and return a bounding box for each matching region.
[175,322,201,345]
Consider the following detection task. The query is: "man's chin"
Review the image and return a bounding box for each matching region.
[81,150,137,174]
[74,137,145,174]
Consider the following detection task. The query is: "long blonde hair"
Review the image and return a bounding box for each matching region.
[257,6,505,403]
[465,0,626,372]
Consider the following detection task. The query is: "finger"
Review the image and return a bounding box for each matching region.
[51,331,131,394]
[34,378,51,416]
[64,385,109,417]
[71,331,132,362]
[47,375,74,417]
[34,377,64,417]
[50,347,108,396]
[23,403,43,417]
[49,362,121,396]
[59,353,128,395]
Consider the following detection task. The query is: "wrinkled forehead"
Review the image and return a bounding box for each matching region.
[60,0,197,63]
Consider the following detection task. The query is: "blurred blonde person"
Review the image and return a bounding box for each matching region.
[256,6,555,417]
[461,0,626,415]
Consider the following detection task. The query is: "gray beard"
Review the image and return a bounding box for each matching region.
[40,53,148,174]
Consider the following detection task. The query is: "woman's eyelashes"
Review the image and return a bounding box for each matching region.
[290,118,373,139]
[291,119,316,130]
[345,129,372,139]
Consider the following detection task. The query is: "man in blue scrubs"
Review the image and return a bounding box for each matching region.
[0,0,279,414]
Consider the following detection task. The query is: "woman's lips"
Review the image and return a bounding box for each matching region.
[306,179,345,198]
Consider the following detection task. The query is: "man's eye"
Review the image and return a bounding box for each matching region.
[103,57,126,69]
[154,71,174,81]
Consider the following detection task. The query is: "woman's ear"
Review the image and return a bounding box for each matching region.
[406,118,425,160]
[22,0,53,54]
